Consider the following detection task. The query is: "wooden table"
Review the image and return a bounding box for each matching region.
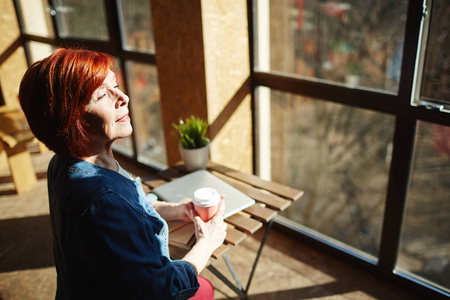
[142,161,304,299]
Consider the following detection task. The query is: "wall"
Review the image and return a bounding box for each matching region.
[0,0,28,108]
[151,0,252,173]
[202,0,252,173]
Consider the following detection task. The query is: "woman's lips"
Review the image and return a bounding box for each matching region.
[116,113,130,122]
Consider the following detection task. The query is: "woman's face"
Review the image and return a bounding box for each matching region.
[83,70,132,147]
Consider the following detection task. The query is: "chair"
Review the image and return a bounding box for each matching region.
[0,106,37,194]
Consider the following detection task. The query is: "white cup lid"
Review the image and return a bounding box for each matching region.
[193,187,220,207]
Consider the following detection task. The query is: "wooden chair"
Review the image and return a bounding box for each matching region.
[0,106,37,194]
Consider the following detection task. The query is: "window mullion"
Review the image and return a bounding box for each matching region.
[397,0,424,106]
[378,114,416,272]
[102,0,123,55]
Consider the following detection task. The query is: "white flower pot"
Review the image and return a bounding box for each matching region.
[345,74,360,87]
[179,143,210,171]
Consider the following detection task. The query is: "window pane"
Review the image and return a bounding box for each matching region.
[120,0,155,53]
[54,0,108,40]
[421,0,450,103]
[128,62,167,169]
[18,0,55,37]
[112,60,134,157]
[397,122,450,291]
[257,0,407,92]
[260,89,394,257]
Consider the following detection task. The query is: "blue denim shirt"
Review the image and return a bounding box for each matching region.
[47,155,199,299]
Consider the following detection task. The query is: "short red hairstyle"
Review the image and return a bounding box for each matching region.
[19,48,114,158]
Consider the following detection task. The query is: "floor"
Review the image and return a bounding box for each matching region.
[0,148,427,300]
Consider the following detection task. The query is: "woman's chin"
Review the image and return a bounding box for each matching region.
[115,128,133,141]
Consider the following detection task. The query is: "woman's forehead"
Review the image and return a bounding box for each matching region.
[103,70,116,83]
[96,70,116,89]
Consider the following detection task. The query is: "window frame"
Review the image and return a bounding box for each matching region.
[249,0,450,299]
[13,0,163,171]
[411,0,450,112]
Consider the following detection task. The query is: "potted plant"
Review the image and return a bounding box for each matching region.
[345,61,361,87]
[172,115,210,171]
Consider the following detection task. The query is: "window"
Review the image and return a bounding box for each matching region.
[257,0,407,92]
[128,62,166,168]
[120,0,155,53]
[254,0,449,297]
[412,0,450,110]
[398,121,450,291]
[16,0,168,169]
[53,0,109,40]
[265,90,394,259]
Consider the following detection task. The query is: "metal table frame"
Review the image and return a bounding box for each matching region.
[207,219,274,300]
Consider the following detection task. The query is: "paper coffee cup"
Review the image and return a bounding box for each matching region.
[193,187,221,222]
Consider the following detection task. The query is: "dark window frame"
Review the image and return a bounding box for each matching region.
[13,0,160,169]
[248,0,449,299]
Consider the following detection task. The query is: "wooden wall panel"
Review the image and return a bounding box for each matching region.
[151,0,208,165]
[151,0,251,171]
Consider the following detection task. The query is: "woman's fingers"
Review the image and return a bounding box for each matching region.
[192,215,205,239]
[216,200,225,218]
[189,205,199,220]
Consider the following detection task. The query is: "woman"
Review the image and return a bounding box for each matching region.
[19,48,227,299]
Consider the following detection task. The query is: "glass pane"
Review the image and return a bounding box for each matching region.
[257,0,407,92]
[421,0,450,103]
[54,0,108,40]
[25,41,54,63]
[112,59,134,157]
[120,0,155,53]
[261,89,394,257]
[18,0,55,37]
[397,122,450,291]
[128,62,167,169]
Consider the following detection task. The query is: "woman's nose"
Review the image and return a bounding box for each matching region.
[115,90,129,108]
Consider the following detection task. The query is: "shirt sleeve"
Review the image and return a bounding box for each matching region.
[80,191,199,299]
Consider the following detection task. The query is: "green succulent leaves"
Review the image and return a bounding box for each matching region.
[172,115,209,149]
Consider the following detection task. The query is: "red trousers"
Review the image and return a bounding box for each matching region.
[191,276,214,299]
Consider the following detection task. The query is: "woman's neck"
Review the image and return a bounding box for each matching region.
[82,150,117,171]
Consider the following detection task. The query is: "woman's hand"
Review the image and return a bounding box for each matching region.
[155,194,226,223]
[175,202,196,223]
[155,195,228,274]
[182,200,227,274]
[192,200,227,249]
[152,200,195,222]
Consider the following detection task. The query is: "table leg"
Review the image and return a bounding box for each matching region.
[223,253,243,290]
[207,264,247,299]
[208,219,274,299]
[245,219,273,293]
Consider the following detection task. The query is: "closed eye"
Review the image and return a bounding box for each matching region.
[97,94,106,101]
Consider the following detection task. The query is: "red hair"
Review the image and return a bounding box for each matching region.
[19,48,114,158]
